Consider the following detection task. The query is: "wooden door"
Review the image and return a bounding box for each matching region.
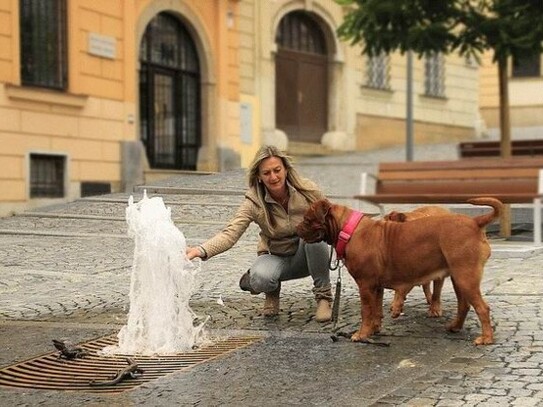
[275,11,328,143]
[276,50,327,142]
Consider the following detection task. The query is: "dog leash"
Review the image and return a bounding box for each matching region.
[331,262,342,329]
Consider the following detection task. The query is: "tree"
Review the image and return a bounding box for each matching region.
[336,0,543,158]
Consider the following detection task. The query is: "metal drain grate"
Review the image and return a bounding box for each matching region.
[0,334,262,393]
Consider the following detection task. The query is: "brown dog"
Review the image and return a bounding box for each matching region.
[384,206,451,318]
[296,197,502,345]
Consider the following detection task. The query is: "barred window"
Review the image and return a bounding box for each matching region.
[275,11,326,55]
[20,0,67,89]
[512,51,541,78]
[366,53,390,90]
[30,154,65,198]
[424,52,445,97]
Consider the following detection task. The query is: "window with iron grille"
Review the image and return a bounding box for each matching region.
[30,154,65,198]
[424,52,445,97]
[366,53,390,90]
[139,12,201,170]
[512,51,541,78]
[275,11,326,55]
[20,0,67,89]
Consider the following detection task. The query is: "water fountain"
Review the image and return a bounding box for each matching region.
[103,191,207,356]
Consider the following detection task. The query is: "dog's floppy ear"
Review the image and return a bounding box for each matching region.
[313,199,332,223]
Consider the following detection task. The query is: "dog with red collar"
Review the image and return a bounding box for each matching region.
[296,197,502,345]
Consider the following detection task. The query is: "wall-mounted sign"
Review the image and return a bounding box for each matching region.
[240,103,252,144]
[88,33,116,59]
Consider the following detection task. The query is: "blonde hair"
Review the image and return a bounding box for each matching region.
[247,145,321,226]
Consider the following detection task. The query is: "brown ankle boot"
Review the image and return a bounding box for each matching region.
[315,299,332,322]
[313,284,333,322]
[262,284,280,317]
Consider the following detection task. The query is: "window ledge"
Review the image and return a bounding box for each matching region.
[420,94,448,101]
[360,85,393,93]
[5,85,88,108]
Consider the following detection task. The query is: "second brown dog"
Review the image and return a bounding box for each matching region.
[384,206,451,318]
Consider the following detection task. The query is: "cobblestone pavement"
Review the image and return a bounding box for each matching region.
[0,143,542,406]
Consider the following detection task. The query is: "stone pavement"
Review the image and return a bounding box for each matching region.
[0,143,542,406]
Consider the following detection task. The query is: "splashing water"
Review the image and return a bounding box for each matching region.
[103,191,207,355]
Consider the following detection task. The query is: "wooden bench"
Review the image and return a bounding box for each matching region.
[355,157,543,245]
[459,139,543,158]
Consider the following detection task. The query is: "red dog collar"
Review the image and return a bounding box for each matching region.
[335,211,364,260]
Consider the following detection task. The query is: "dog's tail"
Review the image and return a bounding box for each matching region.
[468,197,503,228]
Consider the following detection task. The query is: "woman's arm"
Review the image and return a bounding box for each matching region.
[186,198,255,260]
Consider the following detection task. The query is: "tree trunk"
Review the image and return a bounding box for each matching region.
[498,56,512,237]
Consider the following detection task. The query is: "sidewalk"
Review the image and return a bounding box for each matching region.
[0,142,542,406]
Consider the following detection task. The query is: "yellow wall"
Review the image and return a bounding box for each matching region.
[0,0,246,216]
[0,1,15,83]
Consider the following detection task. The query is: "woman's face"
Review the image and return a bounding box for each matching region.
[258,156,287,196]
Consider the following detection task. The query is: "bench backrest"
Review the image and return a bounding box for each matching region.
[459,139,543,158]
[377,157,543,195]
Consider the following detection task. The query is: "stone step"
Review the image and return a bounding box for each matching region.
[287,141,336,157]
[21,200,240,223]
[143,168,215,184]
[0,214,261,242]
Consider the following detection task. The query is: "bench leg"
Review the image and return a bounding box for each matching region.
[499,204,512,238]
[534,198,542,246]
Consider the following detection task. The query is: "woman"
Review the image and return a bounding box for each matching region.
[186,145,332,322]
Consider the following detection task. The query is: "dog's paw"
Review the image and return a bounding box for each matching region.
[473,335,493,345]
[350,331,369,342]
[446,320,462,332]
[427,305,442,318]
[390,305,402,318]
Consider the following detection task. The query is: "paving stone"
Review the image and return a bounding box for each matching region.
[0,143,542,405]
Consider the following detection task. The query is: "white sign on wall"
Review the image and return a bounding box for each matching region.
[240,103,252,144]
[88,33,116,59]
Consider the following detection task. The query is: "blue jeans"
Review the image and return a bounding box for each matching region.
[248,240,330,294]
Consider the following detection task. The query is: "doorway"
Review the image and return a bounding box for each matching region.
[139,12,200,169]
[275,11,328,143]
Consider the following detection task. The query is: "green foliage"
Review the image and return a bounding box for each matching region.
[336,0,543,63]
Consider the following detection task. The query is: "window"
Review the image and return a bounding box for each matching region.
[275,11,326,55]
[512,52,541,78]
[20,0,67,89]
[366,53,390,90]
[30,154,65,198]
[424,52,445,97]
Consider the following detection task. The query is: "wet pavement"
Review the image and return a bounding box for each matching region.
[0,143,542,406]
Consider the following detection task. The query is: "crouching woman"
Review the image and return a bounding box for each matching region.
[186,145,332,322]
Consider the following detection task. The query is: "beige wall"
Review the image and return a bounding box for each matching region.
[355,114,475,151]
[353,51,479,149]
[479,51,543,136]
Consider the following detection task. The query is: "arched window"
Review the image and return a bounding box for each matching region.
[276,11,326,55]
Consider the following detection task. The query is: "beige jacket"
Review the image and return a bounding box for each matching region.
[200,180,324,259]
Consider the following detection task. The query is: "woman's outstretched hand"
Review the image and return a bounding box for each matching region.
[186,246,202,260]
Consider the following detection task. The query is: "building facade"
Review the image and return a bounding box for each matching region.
[241,0,479,153]
[479,50,543,139]
[0,0,482,216]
